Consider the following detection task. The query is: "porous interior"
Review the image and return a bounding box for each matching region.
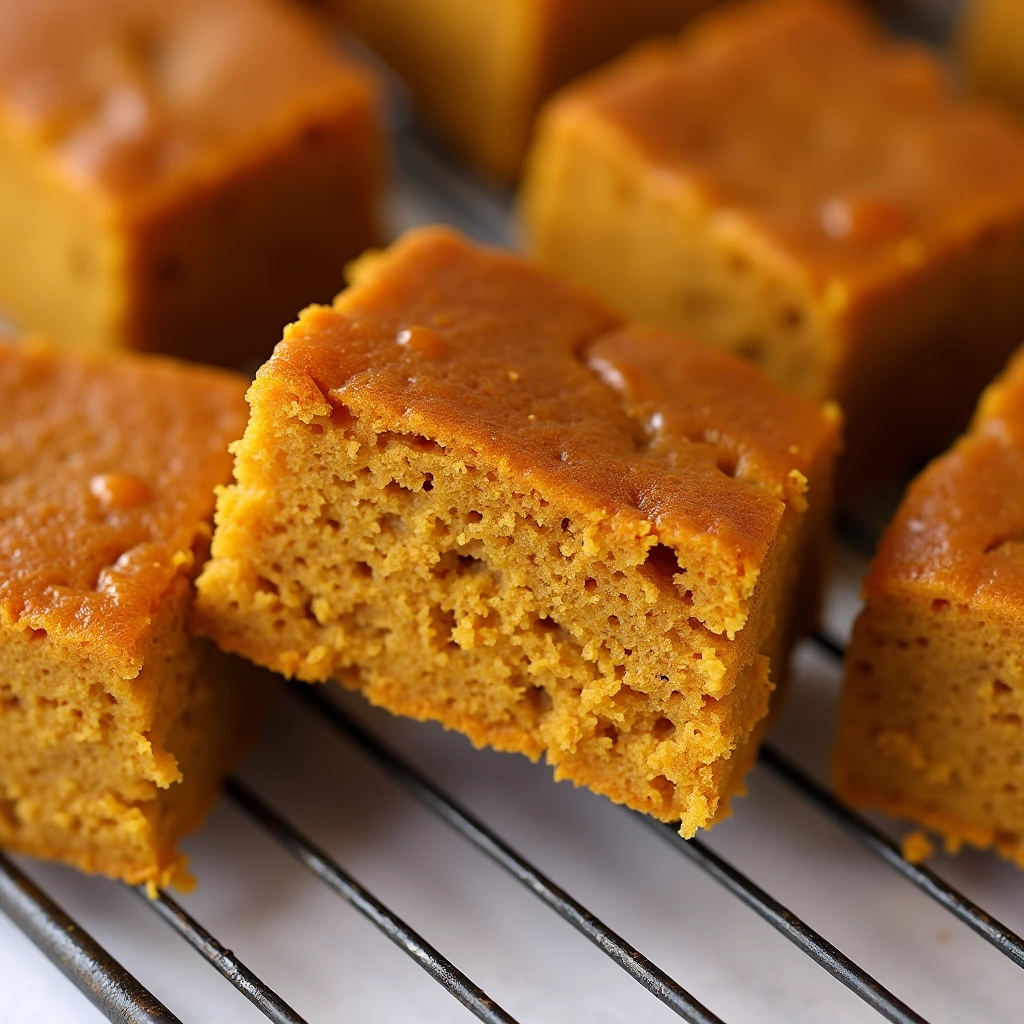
[836,590,1024,866]
[0,577,256,884]
[198,401,792,835]
[521,111,835,401]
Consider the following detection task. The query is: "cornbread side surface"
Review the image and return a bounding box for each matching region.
[333,0,713,180]
[521,0,1024,490]
[960,0,1024,114]
[195,227,838,836]
[835,348,1024,866]
[0,341,270,884]
[0,0,381,365]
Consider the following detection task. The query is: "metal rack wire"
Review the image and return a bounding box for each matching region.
[3,3,1017,1019]
[4,584,1024,1024]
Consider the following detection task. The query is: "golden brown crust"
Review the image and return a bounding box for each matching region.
[0,0,376,207]
[0,339,247,673]
[864,347,1024,622]
[586,324,835,505]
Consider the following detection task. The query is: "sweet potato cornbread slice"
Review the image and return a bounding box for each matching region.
[0,341,272,884]
[196,227,838,835]
[0,0,381,365]
[332,0,714,180]
[521,0,1024,490]
[836,348,1024,866]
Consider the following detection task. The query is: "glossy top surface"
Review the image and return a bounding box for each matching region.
[546,0,1024,292]
[266,226,836,579]
[0,0,374,203]
[869,346,1024,619]
[0,341,247,670]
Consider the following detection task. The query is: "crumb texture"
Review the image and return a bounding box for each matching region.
[900,830,935,864]
[0,585,265,884]
[836,347,1024,864]
[197,227,837,835]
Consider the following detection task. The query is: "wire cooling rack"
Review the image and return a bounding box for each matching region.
[3,2,1022,1021]
[4,527,1024,1024]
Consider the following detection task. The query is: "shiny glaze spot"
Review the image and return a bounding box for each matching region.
[396,325,448,359]
[89,472,151,510]
[819,196,910,243]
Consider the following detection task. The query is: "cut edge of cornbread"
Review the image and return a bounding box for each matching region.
[835,348,1024,867]
[0,571,272,885]
[195,228,838,836]
[836,592,1024,868]
[196,366,785,834]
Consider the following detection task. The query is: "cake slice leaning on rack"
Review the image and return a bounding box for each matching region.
[836,346,1024,866]
[194,227,840,837]
[0,340,275,887]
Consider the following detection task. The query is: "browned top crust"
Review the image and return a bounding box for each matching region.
[540,0,1024,293]
[867,347,1024,620]
[262,226,838,633]
[0,340,247,671]
[0,0,375,205]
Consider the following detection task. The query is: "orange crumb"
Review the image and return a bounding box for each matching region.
[901,831,936,864]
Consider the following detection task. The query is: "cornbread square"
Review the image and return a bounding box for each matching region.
[521,0,1024,490]
[0,0,381,366]
[0,341,272,885]
[333,0,713,180]
[836,348,1024,866]
[195,227,838,836]
[960,0,1024,114]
